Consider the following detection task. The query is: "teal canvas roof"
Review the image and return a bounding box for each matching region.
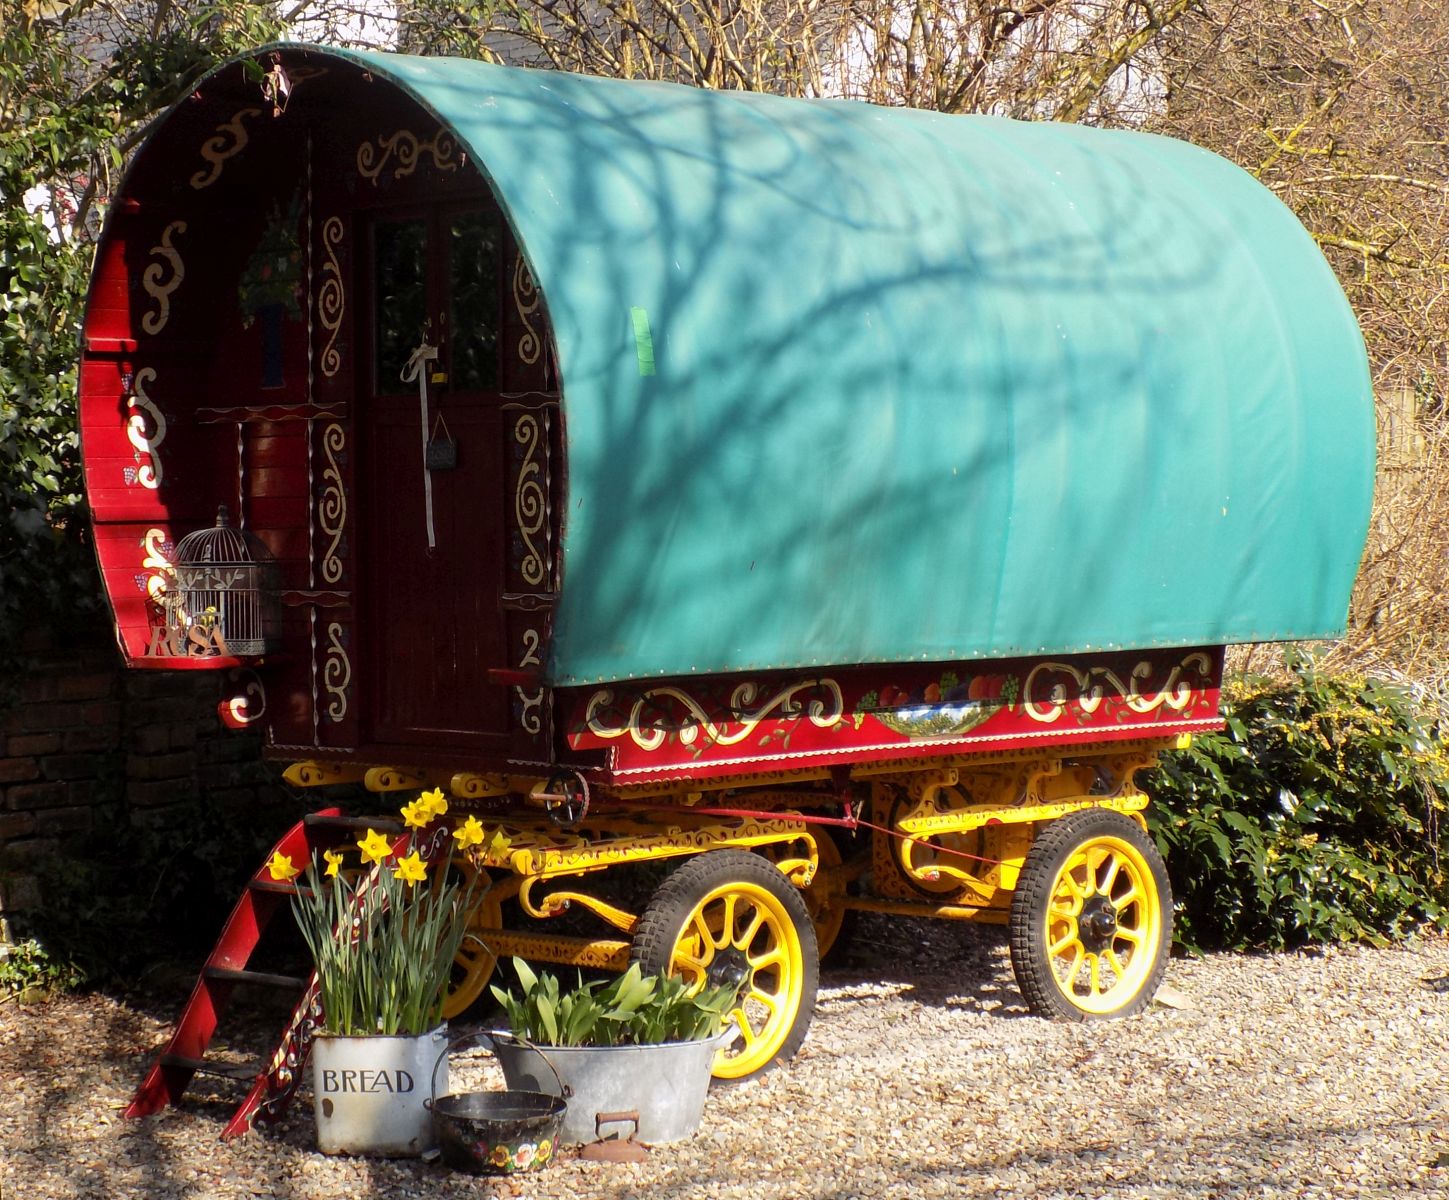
[272,49,1378,685]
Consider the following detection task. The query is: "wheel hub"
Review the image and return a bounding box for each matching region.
[1078,894,1119,953]
[706,947,751,996]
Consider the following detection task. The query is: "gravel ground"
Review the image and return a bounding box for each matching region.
[4,919,1449,1199]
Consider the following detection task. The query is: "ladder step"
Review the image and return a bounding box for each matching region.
[159,1054,261,1083]
[304,813,407,835]
[204,966,308,990]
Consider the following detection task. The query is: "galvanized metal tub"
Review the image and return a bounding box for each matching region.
[311,1026,448,1156]
[488,1030,724,1145]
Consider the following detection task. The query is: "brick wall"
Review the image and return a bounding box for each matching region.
[0,628,294,943]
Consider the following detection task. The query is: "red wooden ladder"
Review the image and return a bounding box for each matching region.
[123,808,409,1139]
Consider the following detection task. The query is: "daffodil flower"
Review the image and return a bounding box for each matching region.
[452,815,485,849]
[357,828,392,865]
[323,849,345,877]
[401,799,431,829]
[482,828,513,859]
[420,787,449,818]
[267,851,300,882]
[393,851,428,888]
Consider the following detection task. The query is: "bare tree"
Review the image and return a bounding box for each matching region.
[1148,0,1449,685]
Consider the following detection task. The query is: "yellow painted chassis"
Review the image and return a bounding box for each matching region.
[285,735,1181,992]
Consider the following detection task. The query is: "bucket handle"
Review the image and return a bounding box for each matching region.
[426,1029,569,1111]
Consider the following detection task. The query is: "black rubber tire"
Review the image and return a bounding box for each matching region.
[631,849,819,1081]
[1009,809,1172,1021]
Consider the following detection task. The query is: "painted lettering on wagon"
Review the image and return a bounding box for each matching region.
[319,1069,417,1094]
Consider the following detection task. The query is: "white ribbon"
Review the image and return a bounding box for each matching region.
[401,341,440,550]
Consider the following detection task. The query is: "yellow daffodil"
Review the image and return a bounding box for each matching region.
[420,787,449,818]
[452,814,485,849]
[323,849,345,877]
[393,851,428,888]
[401,799,431,829]
[357,828,392,865]
[482,828,513,859]
[267,851,300,882]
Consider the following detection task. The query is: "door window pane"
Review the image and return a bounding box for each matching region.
[449,211,500,392]
[374,218,428,394]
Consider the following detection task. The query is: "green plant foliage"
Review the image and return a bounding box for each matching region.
[490,958,741,1046]
[0,3,288,660]
[0,937,85,1002]
[1143,649,1449,952]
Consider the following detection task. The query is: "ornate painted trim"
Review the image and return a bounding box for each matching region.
[190,108,262,190]
[318,216,345,377]
[356,128,458,186]
[513,413,546,588]
[323,621,351,722]
[586,680,846,752]
[513,254,542,365]
[1021,653,1212,724]
[219,668,267,729]
[140,221,187,336]
[318,422,346,585]
[125,368,166,489]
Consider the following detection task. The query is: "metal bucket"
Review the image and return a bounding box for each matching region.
[489,1029,726,1145]
[312,1026,447,1157]
[428,1033,567,1175]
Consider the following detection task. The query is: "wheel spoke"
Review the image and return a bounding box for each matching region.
[1098,853,1123,896]
[730,1004,761,1051]
[1055,942,1084,988]
[1113,884,1141,910]
[1104,948,1130,981]
[735,906,767,950]
[1087,952,1103,995]
[1048,930,1081,959]
[1114,923,1146,948]
[748,944,786,977]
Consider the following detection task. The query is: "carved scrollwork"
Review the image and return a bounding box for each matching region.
[140,221,187,335]
[586,679,846,752]
[323,622,351,722]
[513,414,546,588]
[356,128,458,186]
[191,108,262,190]
[126,368,166,490]
[513,254,542,365]
[318,423,346,585]
[318,216,345,377]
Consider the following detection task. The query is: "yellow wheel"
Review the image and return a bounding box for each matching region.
[631,849,818,1081]
[441,864,502,1020]
[1008,809,1171,1020]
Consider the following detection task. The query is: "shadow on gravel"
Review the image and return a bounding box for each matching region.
[823,912,1033,1018]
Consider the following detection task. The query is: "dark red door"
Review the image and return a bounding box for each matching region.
[359,201,511,752]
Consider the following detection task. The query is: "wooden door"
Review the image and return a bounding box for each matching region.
[359,200,512,752]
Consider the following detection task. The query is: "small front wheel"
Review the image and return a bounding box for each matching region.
[1009,809,1171,1020]
[631,849,819,1081]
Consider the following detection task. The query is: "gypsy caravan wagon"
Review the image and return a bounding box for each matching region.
[79,46,1374,1131]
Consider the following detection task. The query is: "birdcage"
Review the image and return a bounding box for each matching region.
[172,506,280,657]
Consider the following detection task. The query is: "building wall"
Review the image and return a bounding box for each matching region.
[0,627,294,942]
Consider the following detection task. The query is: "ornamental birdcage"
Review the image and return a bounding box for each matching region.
[172,506,280,657]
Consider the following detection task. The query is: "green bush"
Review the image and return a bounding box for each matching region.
[1143,649,1449,952]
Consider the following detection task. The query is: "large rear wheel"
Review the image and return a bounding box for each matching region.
[1008,809,1171,1020]
[632,849,819,1081]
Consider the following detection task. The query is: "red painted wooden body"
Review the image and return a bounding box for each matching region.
[79,56,1226,788]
